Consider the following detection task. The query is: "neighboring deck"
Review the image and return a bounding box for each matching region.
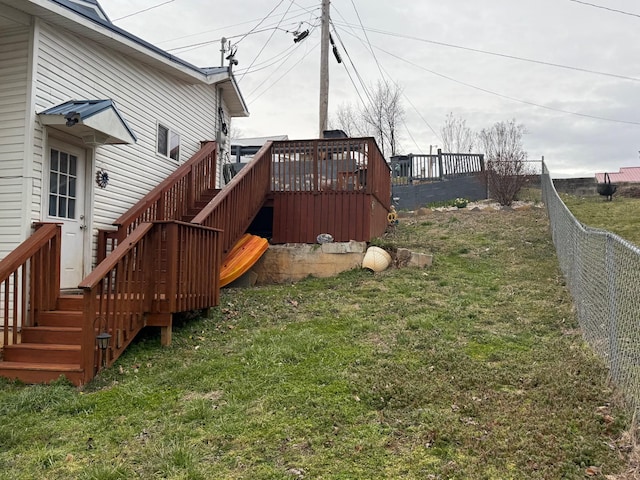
[0,137,391,385]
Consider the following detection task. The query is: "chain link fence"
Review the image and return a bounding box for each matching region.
[542,162,640,410]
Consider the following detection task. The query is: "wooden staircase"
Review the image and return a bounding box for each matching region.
[0,295,84,384]
[0,140,273,385]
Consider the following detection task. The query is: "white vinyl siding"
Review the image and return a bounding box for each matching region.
[32,21,221,263]
[0,26,30,259]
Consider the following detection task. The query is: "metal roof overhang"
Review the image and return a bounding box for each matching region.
[38,99,137,145]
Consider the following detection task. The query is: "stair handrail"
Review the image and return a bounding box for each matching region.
[78,220,223,383]
[113,141,217,239]
[0,223,61,347]
[192,141,273,253]
[78,222,154,382]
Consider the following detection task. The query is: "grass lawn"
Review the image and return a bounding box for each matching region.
[0,206,632,479]
[560,193,640,247]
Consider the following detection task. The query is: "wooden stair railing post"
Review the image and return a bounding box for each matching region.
[165,222,179,338]
[81,286,98,384]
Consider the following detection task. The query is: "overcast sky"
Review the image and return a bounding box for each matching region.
[101,0,640,178]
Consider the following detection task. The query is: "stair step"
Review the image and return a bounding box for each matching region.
[36,310,83,327]
[21,326,82,344]
[57,295,84,310]
[0,361,83,385]
[3,344,81,364]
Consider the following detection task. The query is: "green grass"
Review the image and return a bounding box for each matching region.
[561,193,640,247]
[0,207,632,479]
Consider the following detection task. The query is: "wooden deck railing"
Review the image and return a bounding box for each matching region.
[192,142,273,253]
[390,150,485,185]
[113,141,218,240]
[0,223,60,347]
[271,137,391,209]
[78,220,222,380]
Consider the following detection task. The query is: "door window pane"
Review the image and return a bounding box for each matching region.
[60,153,68,173]
[49,194,57,216]
[69,177,76,197]
[48,148,79,220]
[51,150,59,171]
[50,172,58,194]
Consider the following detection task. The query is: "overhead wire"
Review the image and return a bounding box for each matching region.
[235,0,287,46]
[331,11,441,144]
[112,0,176,22]
[329,21,373,109]
[239,0,296,83]
[155,6,319,45]
[348,0,385,80]
[567,0,640,19]
[331,20,640,83]
[248,40,321,103]
[372,42,640,126]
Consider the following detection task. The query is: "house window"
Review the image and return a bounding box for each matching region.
[157,124,180,161]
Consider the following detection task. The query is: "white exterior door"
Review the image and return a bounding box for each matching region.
[46,142,87,289]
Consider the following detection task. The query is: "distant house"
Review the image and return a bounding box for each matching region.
[595,167,640,184]
[0,0,248,288]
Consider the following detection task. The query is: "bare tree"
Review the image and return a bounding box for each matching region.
[331,80,404,158]
[478,119,532,206]
[441,112,475,153]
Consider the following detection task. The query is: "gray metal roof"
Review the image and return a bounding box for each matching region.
[40,99,137,143]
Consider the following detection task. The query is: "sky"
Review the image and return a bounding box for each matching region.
[99,0,640,178]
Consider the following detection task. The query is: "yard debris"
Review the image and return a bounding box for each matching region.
[585,465,602,476]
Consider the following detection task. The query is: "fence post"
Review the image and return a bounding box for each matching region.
[437,149,443,180]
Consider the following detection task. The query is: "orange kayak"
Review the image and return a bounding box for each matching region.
[219,234,269,287]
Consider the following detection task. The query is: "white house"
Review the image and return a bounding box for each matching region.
[0,0,248,289]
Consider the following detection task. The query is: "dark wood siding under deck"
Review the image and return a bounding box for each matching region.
[272,191,387,244]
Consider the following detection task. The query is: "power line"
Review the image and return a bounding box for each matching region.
[567,0,640,19]
[248,41,320,103]
[155,6,319,45]
[330,23,371,110]
[240,0,296,83]
[348,0,385,80]
[331,20,640,83]
[332,21,440,144]
[236,0,287,46]
[375,43,640,126]
[112,0,176,22]
[330,21,374,109]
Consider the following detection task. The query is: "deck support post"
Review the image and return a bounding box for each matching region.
[145,313,173,346]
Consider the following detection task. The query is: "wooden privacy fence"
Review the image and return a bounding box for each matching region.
[0,223,60,347]
[391,150,485,186]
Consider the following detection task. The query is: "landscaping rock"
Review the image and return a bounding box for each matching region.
[409,252,433,268]
[395,248,412,267]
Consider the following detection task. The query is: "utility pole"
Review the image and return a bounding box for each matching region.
[319,0,330,137]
